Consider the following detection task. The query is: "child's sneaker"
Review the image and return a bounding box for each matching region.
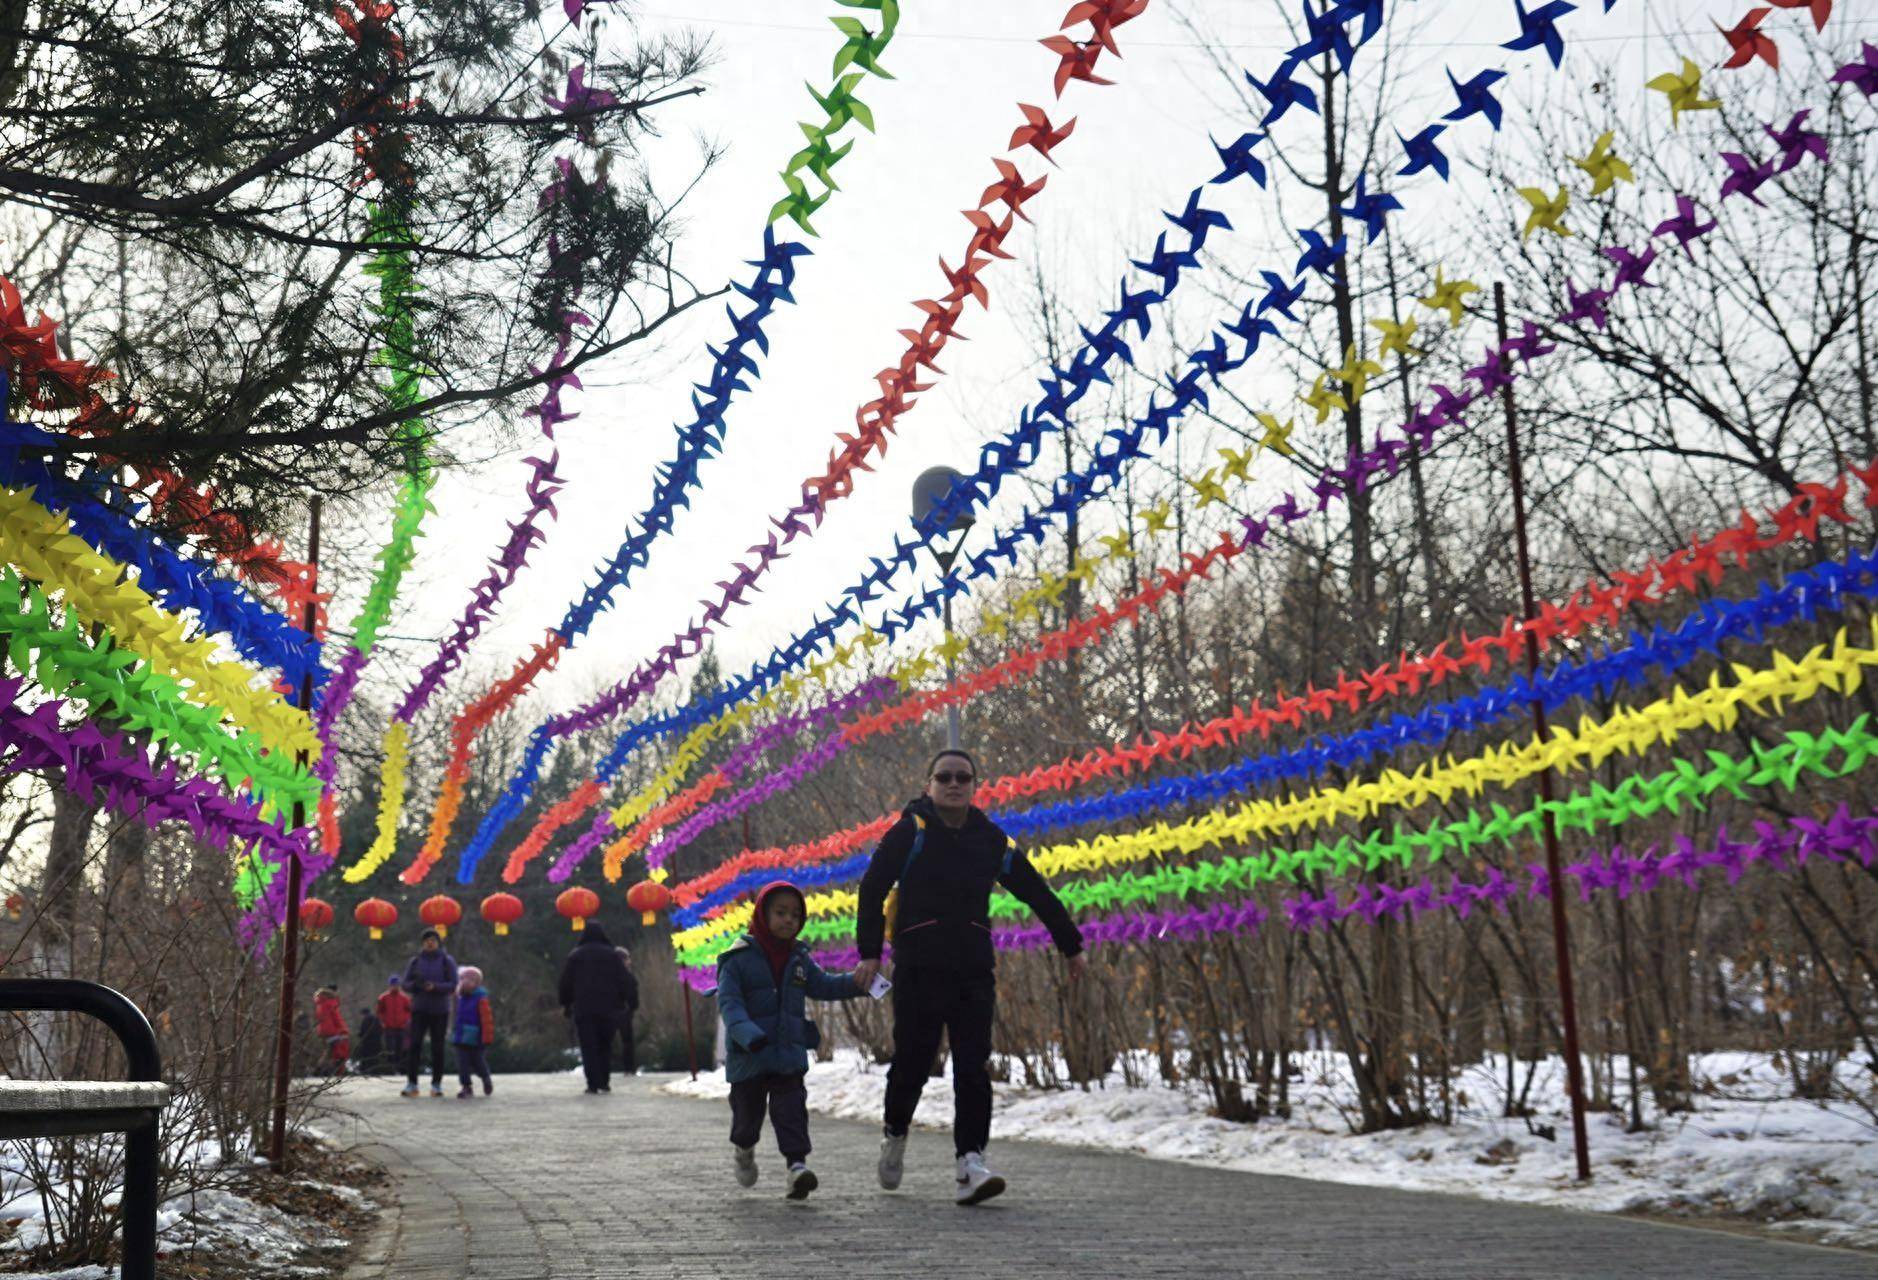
[399,1084,419,1098]
[878,1129,907,1190]
[954,1151,1005,1205]
[456,1085,474,1099]
[785,1162,818,1201]
[481,1077,494,1097]
[732,1145,758,1188]
[429,1085,445,1098]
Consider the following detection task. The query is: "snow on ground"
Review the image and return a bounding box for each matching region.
[1,1135,364,1278]
[664,1048,1878,1249]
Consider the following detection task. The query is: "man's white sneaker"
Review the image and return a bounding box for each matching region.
[878,1130,907,1190]
[785,1162,819,1200]
[732,1145,758,1188]
[954,1151,1005,1205]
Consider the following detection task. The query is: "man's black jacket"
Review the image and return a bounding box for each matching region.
[856,796,1082,971]
[558,926,630,1017]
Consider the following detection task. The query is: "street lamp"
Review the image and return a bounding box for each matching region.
[910,466,976,750]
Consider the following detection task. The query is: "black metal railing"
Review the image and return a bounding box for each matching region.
[0,978,165,1280]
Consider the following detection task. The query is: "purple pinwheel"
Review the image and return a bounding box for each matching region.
[1652,195,1718,257]
[1830,42,1878,97]
[1765,110,1828,173]
[546,65,621,143]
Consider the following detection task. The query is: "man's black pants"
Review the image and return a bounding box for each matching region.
[574,1015,612,1090]
[729,1071,810,1162]
[612,1013,636,1074]
[884,965,995,1157]
[405,1011,448,1087]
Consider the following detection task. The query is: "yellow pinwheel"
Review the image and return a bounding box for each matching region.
[1097,529,1134,559]
[1368,315,1423,360]
[1254,411,1295,456]
[933,630,969,666]
[1571,130,1634,195]
[1646,57,1720,129]
[1329,343,1384,400]
[1516,184,1572,239]
[1188,468,1230,508]
[1418,267,1478,326]
[1141,502,1175,534]
[1217,446,1255,483]
[1301,372,1349,424]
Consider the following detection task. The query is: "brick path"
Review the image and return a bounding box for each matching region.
[325,1072,1869,1279]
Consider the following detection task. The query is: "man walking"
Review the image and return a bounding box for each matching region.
[854,748,1085,1205]
[613,946,640,1076]
[399,929,458,1097]
[559,923,631,1093]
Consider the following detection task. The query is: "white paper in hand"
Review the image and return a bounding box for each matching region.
[868,972,894,1000]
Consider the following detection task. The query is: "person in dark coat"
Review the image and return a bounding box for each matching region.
[612,946,640,1076]
[356,1007,384,1075]
[854,748,1084,1205]
[557,923,629,1093]
[716,881,864,1199]
[399,928,459,1097]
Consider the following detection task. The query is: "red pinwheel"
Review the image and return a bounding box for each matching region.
[1009,104,1077,164]
[977,158,1047,222]
[1717,8,1778,70]
[1767,0,1831,32]
[1039,35,1112,96]
[1063,0,1148,55]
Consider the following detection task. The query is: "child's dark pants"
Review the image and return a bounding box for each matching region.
[456,1044,491,1089]
[729,1072,810,1162]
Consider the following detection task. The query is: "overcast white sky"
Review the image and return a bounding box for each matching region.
[328,0,1835,735]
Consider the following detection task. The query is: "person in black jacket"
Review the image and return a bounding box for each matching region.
[854,748,1084,1205]
[612,946,640,1076]
[557,923,631,1093]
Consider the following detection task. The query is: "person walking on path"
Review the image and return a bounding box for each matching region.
[313,986,350,1077]
[451,965,496,1098]
[854,748,1085,1205]
[558,923,630,1094]
[716,881,865,1199]
[356,1006,384,1074]
[377,974,412,1069]
[400,928,459,1097]
[613,946,640,1076]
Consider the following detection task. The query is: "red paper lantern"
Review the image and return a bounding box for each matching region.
[299,897,335,939]
[355,898,399,941]
[625,879,672,927]
[480,892,523,937]
[556,886,600,931]
[419,894,463,938]
[4,892,24,921]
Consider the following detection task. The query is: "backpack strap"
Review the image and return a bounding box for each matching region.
[897,814,927,886]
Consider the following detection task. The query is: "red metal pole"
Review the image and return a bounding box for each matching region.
[1494,285,1592,1181]
[270,496,322,1170]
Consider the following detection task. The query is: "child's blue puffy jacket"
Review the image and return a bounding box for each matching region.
[715,937,861,1083]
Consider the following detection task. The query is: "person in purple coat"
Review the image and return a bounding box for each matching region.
[399,928,458,1097]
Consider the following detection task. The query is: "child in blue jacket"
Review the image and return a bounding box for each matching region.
[716,880,864,1199]
[451,965,495,1098]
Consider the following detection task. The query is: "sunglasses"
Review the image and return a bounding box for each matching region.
[931,771,976,786]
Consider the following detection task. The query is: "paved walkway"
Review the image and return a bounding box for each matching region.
[325,1072,1868,1279]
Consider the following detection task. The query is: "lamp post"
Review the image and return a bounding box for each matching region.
[910,466,976,751]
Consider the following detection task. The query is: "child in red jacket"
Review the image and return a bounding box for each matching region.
[451,966,495,1098]
[313,986,350,1077]
[376,975,412,1071]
